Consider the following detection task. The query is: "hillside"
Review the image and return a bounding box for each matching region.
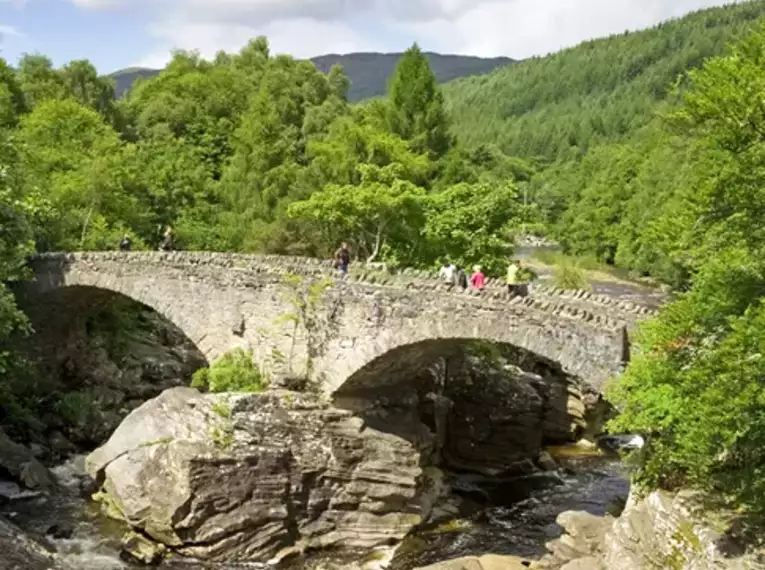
[443,0,765,162]
[110,52,513,101]
[310,52,513,101]
[110,67,161,97]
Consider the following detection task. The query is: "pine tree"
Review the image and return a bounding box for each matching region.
[387,43,452,159]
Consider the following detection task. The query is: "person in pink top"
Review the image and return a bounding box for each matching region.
[470,265,486,290]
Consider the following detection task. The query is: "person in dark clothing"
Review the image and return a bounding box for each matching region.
[455,266,468,290]
[159,225,174,251]
[119,233,133,251]
[334,242,351,274]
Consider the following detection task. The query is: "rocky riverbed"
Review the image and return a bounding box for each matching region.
[1,392,763,570]
[0,437,629,570]
[1,295,761,569]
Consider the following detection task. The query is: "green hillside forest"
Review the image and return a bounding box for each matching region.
[110,51,514,101]
[4,0,765,518]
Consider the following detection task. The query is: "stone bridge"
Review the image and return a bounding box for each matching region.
[19,252,658,394]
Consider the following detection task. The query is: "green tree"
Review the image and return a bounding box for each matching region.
[387,43,452,159]
[18,99,139,250]
[609,23,765,513]
[17,54,66,111]
[220,54,348,252]
[0,129,39,434]
[423,181,520,275]
[0,58,27,127]
[288,163,426,263]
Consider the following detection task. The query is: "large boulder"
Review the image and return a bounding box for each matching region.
[602,491,756,570]
[432,352,610,475]
[86,387,426,562]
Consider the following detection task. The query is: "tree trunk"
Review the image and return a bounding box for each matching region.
[80,201,96,250]
[366,224,385,264]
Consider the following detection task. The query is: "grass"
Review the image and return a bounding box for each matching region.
[211,400,232,419]
[530,249,664,291]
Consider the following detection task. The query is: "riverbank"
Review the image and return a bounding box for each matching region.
[516,248,668,310]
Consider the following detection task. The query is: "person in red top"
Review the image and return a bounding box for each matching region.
[470,265,486,290]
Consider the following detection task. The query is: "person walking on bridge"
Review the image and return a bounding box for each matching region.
[455,266,468,290]
[159,225,174,251]
[119,233,133,252]
[506,258,521,297]
[439,262,456,286]
[334,241,351,274]
[470,265,486,290]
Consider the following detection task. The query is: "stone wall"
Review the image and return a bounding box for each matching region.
[19,252,649,392]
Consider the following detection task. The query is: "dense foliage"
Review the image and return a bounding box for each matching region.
[606,25,765,513]
[443,0,765,288]
[0,42,522,274]
[110,52,513,102]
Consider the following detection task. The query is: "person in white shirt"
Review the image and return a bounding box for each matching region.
[439,262,456,285]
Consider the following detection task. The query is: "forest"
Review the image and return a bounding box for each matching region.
[3,0,765,516]
[111,51,514,101]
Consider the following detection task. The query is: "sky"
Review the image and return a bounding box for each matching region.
[0,0,740,73]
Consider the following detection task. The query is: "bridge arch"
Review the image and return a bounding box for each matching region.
[22,252,634,394]
[313,292,629,395]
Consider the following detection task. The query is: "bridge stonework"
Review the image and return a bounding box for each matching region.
[22,252,654,393]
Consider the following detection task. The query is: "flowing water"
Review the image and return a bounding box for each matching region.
[390,453,629,569]
[0,450,628,570]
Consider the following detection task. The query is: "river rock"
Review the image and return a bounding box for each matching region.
[602,490,756,570]
[532,490,763,570]
[0,428,57,491]
[413,554,531,570]
[431,351,608,476]
[0,514,64,570]
[87,387,426,562]
[121,530,167,565]
[537,451,558,471]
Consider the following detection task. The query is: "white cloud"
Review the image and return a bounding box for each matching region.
[0,24,23,39]
[134,18,386,68]
[69,0,735,68]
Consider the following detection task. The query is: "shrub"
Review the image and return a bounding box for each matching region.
[553,259,590,290]
[191,348,268,393]
[608,250,765,512]
[56,391,96,426]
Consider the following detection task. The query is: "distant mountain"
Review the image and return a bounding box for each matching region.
[309,52,514,101]
[109,52,515,102]
[110,67,161,97]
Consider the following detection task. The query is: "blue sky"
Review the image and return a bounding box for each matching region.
[0,0,734,74]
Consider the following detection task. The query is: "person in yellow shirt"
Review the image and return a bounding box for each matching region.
[506,259,521,296]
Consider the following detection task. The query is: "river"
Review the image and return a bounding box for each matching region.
[0,450,629,570]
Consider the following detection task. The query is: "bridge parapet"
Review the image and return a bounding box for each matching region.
[28,251,650,332]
